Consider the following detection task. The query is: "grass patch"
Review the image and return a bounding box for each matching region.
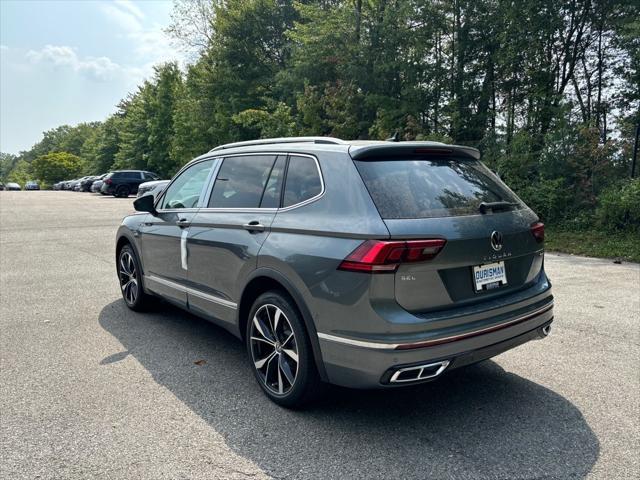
[545,227,640,263]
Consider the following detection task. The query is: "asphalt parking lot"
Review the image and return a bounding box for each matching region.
[1,191,638,480]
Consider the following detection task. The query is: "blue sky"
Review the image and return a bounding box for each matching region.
[0,0,184,154]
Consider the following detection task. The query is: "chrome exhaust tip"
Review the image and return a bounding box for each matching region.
[389,360,450,384]
[541,324,551,337]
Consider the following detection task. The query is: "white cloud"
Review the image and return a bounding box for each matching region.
[98,1,184,73]
[100,1,143,33]
[114,0,144,21]
[27,45,121,82]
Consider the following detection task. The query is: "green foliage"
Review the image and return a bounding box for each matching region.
[0,152,19,181]
[147,63,183,177]
[596,179,640,232]
[6,160,32,186]
[31,152,85,184]
[2,0,639,260]
[114,85,152,171]
[233,102,297,138]
[545,227,640,263]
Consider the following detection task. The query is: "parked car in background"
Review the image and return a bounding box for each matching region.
[116,137,553,407]
[25,181,40,190]
[61,179,76,190]
[136,179,170,199]
[0,183,5,191]
[71,176,90,191]
[79,174,105,192]
[91,179,105,193]
[6,182,21,191]
[101,170,159,197]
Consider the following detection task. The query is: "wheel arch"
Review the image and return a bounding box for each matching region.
[115,229,147,289]
[237,268,328,382]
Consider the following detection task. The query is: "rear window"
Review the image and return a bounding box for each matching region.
[355,157,522,219]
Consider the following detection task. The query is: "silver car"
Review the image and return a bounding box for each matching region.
[137,179,170,199]
[115,137,553,407]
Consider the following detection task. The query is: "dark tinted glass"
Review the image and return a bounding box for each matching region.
[161,160,214,209]
[208,155,277,208]
[355,158,522,219]
[260,156,286,208]
[283,156,322,207]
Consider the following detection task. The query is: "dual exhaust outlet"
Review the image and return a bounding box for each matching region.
[388,322,552,384]
[389,360,450,384]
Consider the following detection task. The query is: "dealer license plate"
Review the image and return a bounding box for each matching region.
[473,261,507,291]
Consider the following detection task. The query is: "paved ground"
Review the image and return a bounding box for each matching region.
[1,191,638,480]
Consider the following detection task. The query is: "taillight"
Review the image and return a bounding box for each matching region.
[338,239,446,273]
[531,222,544,243]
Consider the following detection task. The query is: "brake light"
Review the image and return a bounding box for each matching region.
[531,222,544,243]
[338,239,446,273]
[105,178,112,185]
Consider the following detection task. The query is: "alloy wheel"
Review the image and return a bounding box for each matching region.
[250,304,299,395]
[118,251,138,305]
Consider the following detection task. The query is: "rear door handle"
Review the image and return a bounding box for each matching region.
[242,221,265,233]
[176,218,190,228]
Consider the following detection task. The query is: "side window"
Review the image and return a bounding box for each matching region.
[208,155,277,209]
[161,159,214,210]
[260,156,286,208]
[283,155,322,207]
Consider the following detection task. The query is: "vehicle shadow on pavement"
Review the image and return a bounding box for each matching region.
[99,300,599,479]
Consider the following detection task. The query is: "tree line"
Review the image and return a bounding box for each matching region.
[1,0,638,231]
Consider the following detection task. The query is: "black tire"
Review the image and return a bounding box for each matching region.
[117,244,151,311]
[115,185,130,198]
[246,291,322,408]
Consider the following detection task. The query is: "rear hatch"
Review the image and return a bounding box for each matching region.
[353,153,544,313]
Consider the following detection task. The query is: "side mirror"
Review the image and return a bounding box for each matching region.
[133,194,157,215]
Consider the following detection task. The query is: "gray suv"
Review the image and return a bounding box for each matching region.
[115,137,553,407]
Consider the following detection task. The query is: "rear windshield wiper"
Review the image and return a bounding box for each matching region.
[478,201,518,214]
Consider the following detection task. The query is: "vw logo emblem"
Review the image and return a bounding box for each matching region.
[490,231,503,251]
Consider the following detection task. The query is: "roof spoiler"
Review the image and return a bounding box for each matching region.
[349,142,480,160]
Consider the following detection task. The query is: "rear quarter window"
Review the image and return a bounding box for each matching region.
[283,155,322,207]
[355,157,522,219]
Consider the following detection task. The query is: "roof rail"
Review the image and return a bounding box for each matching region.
[209,136,345,152]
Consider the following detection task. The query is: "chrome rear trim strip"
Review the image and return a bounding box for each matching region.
[144,274,237,310]
[318,300,554,350]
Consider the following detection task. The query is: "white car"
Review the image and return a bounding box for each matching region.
[136,179,170,199]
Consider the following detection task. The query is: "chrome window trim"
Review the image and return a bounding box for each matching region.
[199,152,325,213]
[150,208,200,214]
[317,300,554,350]
[279,153,325,211]
[144,274,237,310]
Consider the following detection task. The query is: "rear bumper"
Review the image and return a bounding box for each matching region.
[319,291,553,388]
